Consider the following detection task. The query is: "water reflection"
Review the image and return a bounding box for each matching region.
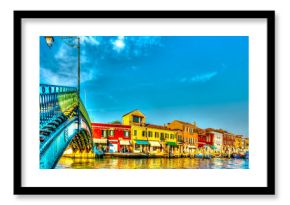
[56,157,249,169]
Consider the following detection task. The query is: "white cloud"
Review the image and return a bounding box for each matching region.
[181,71,218,83]
[81,68,102,83]
[41,41,100,86]
[40,67,77,86]
[118,36,124,40]
[112,36,125,52]
[81,36,100,46]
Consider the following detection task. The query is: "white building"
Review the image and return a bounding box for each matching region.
[210,131,223,151]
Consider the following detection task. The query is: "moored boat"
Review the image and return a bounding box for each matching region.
[104,152,149,158]
[195,153,203,158]
[231,153,241,159]
[93,146,104,158]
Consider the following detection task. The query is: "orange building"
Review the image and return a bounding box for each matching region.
[167,120,198,155]
[223,132,235,152]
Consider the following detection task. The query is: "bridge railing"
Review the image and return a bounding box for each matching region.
[40,84,92,132]
[39,84,78,128]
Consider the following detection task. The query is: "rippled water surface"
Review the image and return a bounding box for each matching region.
[56,157,249,169]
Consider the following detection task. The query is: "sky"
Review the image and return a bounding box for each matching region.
[40,36,249,136]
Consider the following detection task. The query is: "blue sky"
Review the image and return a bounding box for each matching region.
[40,36,249,136]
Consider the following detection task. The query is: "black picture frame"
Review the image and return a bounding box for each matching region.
[14,10,275,195]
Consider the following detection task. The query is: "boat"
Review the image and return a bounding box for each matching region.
[181,153,189,158]
[204,154,213,159]
[222,152,231,158]
[231,153,241,159]
[244,151,249,159]
[104,152,149,158]
[214,152,222,158]
[93,146,104,158]
[195,153,203,158]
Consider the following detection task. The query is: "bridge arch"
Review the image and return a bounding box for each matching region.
[39,84,93,169]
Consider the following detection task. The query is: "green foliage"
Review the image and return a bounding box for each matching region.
[110,120,121,124]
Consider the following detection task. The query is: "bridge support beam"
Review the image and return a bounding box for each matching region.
[40,119,78,169]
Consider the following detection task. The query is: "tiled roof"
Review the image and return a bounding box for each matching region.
[91,122,131,129]
[145,123,173,131]
[122,109,139,117]
[122,109,144,117]
[173,120,196,127]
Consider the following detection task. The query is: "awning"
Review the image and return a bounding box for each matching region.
[211,145,217,149]
[135,140,149,145]
[166,142,178,146]
[120,140,131,145]
[93,138,107,144]
[149,141,161,147]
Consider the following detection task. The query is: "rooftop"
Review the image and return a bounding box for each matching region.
[122,109,144,117]
[145,123,173,131]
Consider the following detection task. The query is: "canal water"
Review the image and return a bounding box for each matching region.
[56,157,249,169]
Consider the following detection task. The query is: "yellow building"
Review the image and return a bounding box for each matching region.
[234,135,243,151]
[123,109,146,126]
[123,110,148,153]
[242,137,249,151]
[122,110,178,155]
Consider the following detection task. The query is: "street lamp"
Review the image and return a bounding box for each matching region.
[44,36,81,132]
[44,36,54,48]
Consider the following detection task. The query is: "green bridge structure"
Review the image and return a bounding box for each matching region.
[39,84,93,169]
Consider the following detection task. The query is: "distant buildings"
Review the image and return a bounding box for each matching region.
[91,109,249,156]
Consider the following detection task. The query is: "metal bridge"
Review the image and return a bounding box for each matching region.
[39,84,93,169]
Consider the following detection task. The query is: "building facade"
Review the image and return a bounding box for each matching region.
[234,135,243,151]
[167,120,198,155]
[212,131,223,151]
[122,110,178,155]
[92,123,131,153]
[222,132,235,152]
[242,137,249,150]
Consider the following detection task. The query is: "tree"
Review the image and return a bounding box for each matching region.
[110,120,121,124]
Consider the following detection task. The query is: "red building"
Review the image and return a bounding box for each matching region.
[197,128,214,148]
[205,132,214,146]
[92,123,131,153]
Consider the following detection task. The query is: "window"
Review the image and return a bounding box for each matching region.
[155,132,159,138]
[178,135,182,142]
[165,133,169,139]
[102,130,108,138]
[124,130,129,137]
[170,134,174,139]
[148,131,152,138]
[142,131,147,137]
[160,133,164,140]
[109,130,114,136]
[134,130,137,136]
[133,116,141,123]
